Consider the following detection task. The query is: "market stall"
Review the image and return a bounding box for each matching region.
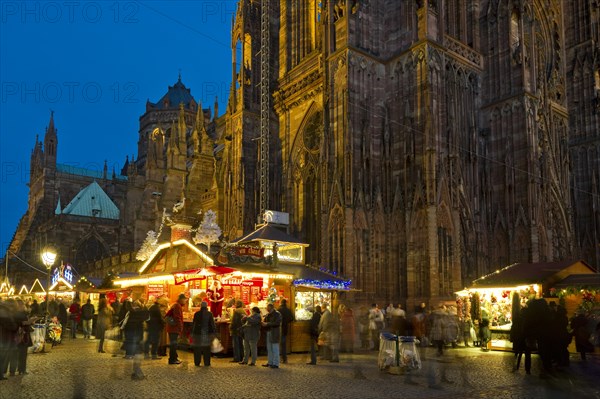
[224,223,352,352]
[457,259,596,350]
[115,224,352,354]
[47,262,76,300]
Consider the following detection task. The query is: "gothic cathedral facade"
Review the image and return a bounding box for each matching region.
[8,1,599,308]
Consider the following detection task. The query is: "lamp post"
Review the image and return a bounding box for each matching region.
[41,247,57,319]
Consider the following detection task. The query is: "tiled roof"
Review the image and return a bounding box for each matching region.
[148,78,197,110]
[60,181,120,220]
[57,164,127,181]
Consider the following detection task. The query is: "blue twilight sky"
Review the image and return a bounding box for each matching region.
[0,1,238,256]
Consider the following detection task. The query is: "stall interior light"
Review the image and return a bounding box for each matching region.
[460,284,540,296]
[138,239,213,273]
[49,277,74,291]
[114,274,175,288]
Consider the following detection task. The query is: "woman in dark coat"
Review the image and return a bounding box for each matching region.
[57,300,68,342]
[571,312,593,362]
[191,301,216,367]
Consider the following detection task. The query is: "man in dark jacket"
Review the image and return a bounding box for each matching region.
[307,305,322,365]
[123,300,149,380]
[0,299,17,380]
[278,299,294,363]
[262,303,282,368]
[81,299,95,339]
[229,300,245,363]
[144,299,165,360]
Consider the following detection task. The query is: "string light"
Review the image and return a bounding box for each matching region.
[293,279,352,290]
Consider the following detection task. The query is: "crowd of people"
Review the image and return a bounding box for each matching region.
[1,295,599,381]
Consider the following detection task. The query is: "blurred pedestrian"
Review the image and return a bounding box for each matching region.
[358,306,370,349]
[278,299,294,363]
[10,300,32,375]
[68,299,81,339]
[461,315,473,347]
[262,303,282,368]
[412,304,428,347]
[307,305,321,365]
[318,304,339,362]
[191,301,216,367]
[368,304,384,351]
[0,298,16,380]
[81,299,95,339]
[229,300,245,363]
[429,304,447,356]
[124,300,149,380]
[510,305,531,374]
[240,307,261,366]
[390,304,407,336]
[96,298,113,353]
[1,299,19,377]
[144,298,164,360]
[571,311,593,362]
[339,304,355,353]
[165,294,186,365]
[29,300,40,318]
[57,299,68,341]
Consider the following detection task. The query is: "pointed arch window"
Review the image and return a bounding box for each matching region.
[510,10,520,52]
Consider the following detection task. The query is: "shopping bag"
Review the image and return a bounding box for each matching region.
[210,337,224,353]
[105,326,123,355]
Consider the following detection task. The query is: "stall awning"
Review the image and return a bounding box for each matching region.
[553,273,600,289]
[471,259,595,288]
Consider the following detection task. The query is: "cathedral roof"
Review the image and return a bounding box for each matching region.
[60,181,120,220]
[57,163,127,181]
[148,75,197,111]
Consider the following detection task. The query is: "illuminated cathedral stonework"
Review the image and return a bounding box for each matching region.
[8,1,599,307]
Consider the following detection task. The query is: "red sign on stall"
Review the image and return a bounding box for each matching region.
[235,247,265,258]
[173,269,208,285]
[221,276,263,287]
[148,284,165,298]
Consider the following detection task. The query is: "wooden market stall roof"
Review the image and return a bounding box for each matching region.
[138,239,214,274]
[553,273,600,289]
[472,259,596,288]
[232,223,309,246]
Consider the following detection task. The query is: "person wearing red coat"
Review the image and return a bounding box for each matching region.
[68,299,81,339]
[165,294,186,364]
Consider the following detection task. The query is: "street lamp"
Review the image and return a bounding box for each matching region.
[41,246,57,318]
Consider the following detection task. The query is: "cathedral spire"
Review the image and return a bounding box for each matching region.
[191,103,202,154]
[44,110,58,168]
[46,110,56,136]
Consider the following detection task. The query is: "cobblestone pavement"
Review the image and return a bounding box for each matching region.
[1,338,599,399]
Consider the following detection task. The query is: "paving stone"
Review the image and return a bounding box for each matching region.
[1,339,598,399]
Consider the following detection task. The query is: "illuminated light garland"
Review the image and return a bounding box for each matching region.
[293,279,352,290]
